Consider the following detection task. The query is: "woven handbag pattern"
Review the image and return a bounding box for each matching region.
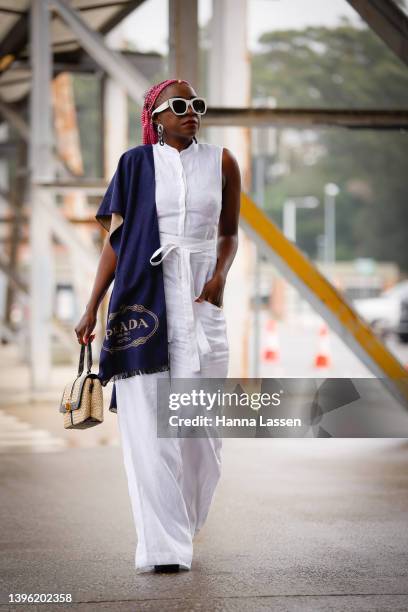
[60,342,104,429]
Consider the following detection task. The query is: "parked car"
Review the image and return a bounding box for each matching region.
[352,280,408,339]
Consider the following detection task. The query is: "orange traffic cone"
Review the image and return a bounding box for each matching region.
[262,319,280,363]
[314,323,331,368]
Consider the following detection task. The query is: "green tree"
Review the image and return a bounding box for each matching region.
[251,19,408,271]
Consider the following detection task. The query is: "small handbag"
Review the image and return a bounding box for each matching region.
[59,342,104,429]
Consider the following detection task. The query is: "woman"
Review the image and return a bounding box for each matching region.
[75,78,241,573]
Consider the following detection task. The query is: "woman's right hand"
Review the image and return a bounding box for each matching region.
[74,307,97,345]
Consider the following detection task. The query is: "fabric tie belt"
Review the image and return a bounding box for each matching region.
[150,231,217,372]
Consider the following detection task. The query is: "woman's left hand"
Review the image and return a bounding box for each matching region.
[195,272,225,308]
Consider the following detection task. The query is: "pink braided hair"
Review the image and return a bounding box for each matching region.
[141,78,191,145]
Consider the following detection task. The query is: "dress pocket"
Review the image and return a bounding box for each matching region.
[200,299,224,312]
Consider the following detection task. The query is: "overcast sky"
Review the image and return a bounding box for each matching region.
[120,0,366,54]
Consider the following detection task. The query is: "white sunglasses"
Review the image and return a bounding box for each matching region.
[151,96,207,117]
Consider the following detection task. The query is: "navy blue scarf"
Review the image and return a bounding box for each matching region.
[95,144,169,412]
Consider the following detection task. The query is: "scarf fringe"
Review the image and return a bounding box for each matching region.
[105,364,170,414]
[99,363,170,387]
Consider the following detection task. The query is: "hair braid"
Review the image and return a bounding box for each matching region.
[141,78,191,145]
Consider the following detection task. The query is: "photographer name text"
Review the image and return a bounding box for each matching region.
[169,415,302,427]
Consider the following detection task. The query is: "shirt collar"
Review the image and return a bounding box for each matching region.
[159,139,198,156]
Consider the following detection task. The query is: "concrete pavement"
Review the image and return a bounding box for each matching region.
[1,438,408,611]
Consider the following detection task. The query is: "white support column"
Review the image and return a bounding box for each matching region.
[103,78,129,175]
[94,25,129,356]
[29,0,55,391]
[0,124,8,331]
[208,0,252,377]
[168,0,199,86]
[208,0,251,181]
[104,27,129,175]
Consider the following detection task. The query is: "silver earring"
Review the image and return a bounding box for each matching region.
[157,123,164,146]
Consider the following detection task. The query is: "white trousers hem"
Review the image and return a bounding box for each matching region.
[135,553,192,574]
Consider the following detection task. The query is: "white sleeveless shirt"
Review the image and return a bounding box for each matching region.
[152,140,223,239]
[150,140,227,373]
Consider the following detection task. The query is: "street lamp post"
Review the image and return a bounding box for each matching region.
[283,196,320,242]
[282,196,319,322]
[324,183,340,265]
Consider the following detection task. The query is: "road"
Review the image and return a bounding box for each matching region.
[250,309,408,378]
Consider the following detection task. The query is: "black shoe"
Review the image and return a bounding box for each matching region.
[154,564,180,573]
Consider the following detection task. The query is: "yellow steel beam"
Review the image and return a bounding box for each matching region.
[240,192,408,409]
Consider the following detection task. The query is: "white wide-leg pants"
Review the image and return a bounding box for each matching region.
[115,249,229,573]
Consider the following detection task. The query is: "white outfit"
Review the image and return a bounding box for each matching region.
[115,140,229,573]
